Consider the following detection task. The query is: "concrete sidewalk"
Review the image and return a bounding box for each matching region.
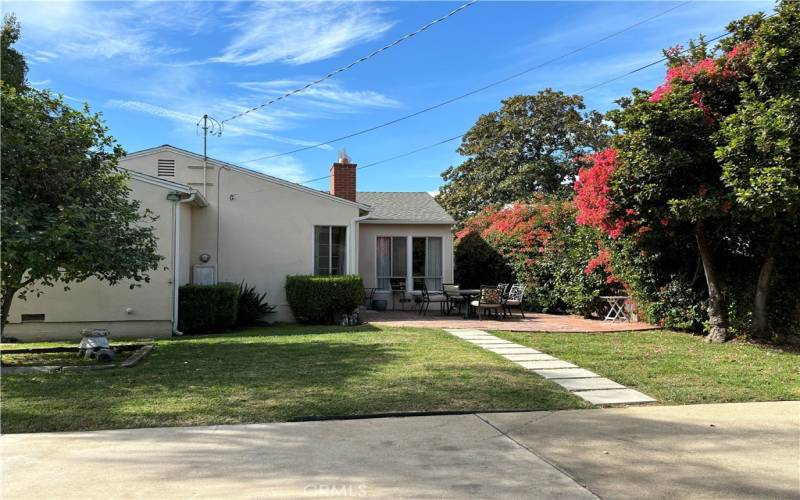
[2,402,798,499]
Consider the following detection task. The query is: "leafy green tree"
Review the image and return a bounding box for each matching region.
[578,3,799,342]
[715,1,800,338]
[1,14,27,90]
[0,35,161,335]
[438,89,609,221]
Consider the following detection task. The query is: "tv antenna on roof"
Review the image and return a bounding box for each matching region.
[195,114,223,197]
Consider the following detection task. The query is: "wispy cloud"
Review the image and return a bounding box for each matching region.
[235,79,402,110]
[105,99,329,150]
[9,0,202,64]
[210,2,395,66]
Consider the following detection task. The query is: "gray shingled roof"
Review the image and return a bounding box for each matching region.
[356,192,455,224]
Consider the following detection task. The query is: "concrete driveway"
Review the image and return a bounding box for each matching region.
[2,402,798,499]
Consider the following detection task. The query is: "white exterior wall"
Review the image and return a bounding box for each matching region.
[7,146,454,340]
[121,148,363,322]
[357,223,454,302]
[5,177,188,340]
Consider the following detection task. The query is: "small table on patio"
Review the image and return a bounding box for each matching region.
[600,296,630,322]
[459,289,481,319]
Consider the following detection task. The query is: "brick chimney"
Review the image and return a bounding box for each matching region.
[330,149,357,202]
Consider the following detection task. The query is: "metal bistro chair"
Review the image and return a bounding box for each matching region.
[442,283,465,315]
[419,281,448,316]
[498,283,511,300]
[390,279,407,311]
[471,285,504,319]
[503,284,527,318]
[363,287,376,309]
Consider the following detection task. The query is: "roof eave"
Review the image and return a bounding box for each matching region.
[359,218,455,225]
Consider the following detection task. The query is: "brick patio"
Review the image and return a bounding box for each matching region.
[363,309,658,333]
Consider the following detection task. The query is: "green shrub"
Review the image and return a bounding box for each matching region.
[178,283,239,334]
[285,275,364,324]
[236,282,276,327]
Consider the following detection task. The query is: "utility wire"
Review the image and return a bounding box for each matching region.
[578,12,774,94]
[220,0,479,125]
[299,134,464,185]
[299,20,755,187]
[237,0,691,164]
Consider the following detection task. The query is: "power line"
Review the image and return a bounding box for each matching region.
[300,134,464,185]
[299,22,751,188]
[237,0,691,164]
[220,0,479,125]
[578,12,774,94]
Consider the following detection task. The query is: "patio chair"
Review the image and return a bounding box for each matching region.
[503,284,527,318]
[498,283,511,299]
[419,281,448,316]
[470,285,504,319]
[363,287,376,309]
[390,279,407,311]
[443,284,465,315]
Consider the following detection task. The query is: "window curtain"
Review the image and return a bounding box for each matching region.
[376,237,391,290]
[392,236,407,279]
[426,237,443,291]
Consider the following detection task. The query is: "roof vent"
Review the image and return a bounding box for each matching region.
[338,148,351,164]
[157,159,175,177]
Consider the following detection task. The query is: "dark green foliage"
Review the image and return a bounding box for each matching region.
[285,275,364,324]
[1,14,26,90]
[178,283,239,334]
[453,233,513,289]
[236,282,276,327]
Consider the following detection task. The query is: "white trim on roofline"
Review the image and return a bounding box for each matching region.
[123,145,372,211]
[359,219,454,226]
[123,168,209,207]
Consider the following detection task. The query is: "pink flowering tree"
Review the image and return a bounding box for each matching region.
[575,3,800,342]
[455,196,619,316]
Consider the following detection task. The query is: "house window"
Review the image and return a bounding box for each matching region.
[377,236,442,291]
[412,237,443,291]
[314,226,347,275]
[376,236,407,290]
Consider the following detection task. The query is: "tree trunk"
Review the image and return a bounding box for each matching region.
[1,286,19,339]
[752,226,780,340]
[695,222,728,343]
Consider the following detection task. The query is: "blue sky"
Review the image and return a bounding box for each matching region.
[9,1,772,192]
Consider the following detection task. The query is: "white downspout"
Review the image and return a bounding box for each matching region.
[171,192,197,336]
[348,213,371,275]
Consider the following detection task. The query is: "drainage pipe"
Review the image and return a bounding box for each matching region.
[170,191,197,336]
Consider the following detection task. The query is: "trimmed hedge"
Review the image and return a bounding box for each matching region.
[285,275,364,324]
[178,283,239,334]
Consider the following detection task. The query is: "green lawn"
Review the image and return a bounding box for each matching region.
[493,330,800,404]
[1,325,587,433]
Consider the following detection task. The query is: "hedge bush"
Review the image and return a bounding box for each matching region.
[285,275,364,324]
[178,283,239,334]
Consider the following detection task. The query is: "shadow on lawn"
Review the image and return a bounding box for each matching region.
[1,339,400,433]
[177,323,383,340]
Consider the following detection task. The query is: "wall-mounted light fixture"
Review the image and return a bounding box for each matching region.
[199,253,211,263]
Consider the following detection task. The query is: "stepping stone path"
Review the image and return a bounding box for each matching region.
[445,328,655,406]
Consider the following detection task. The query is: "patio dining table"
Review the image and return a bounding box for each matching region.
[458,289,481,319]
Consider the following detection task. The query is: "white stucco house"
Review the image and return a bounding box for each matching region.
[6,145,455,340]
